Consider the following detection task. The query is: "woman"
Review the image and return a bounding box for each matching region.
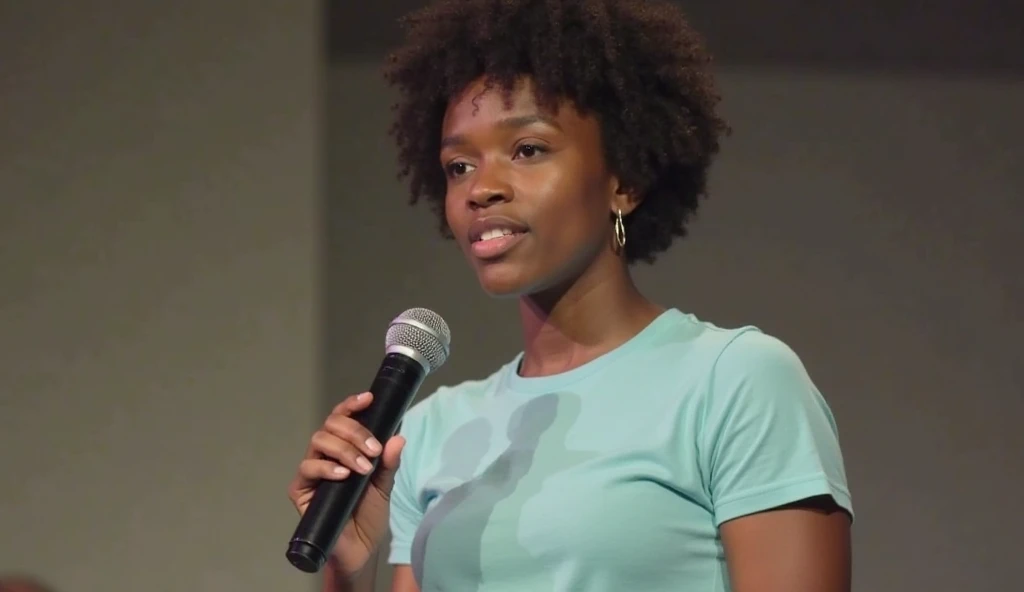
[289,0,853,590]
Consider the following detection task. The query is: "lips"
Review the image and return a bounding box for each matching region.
[468,215,530,244]
[467,215,529,260]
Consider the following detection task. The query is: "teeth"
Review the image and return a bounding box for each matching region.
[480,228,515,241]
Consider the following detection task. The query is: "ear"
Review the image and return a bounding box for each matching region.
[607,177,640,217]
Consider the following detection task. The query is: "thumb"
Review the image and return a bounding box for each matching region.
[371,435,406,493]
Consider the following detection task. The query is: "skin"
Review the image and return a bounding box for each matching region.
[289,76,851,592]
[439,77,663,377]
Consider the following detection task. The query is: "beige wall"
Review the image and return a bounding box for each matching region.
[1,3,1021,590]
[0,3,321,591]
[326,60,1023,591]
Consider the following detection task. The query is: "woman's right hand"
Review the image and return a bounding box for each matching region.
[287,391,406,580]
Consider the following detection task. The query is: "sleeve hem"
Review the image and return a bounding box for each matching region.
[713,474,853,527]
[388,543,411,566]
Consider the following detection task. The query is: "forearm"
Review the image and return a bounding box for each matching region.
[322,554,378,592]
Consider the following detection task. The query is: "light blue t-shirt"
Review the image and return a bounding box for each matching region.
[389,309,852,591]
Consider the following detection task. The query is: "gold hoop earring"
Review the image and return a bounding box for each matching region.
[614,209,627,250]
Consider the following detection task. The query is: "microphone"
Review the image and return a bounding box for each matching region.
[286,307,451,573]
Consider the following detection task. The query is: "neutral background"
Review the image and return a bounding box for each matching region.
[2,1,1022,592]
[1,2,321,591]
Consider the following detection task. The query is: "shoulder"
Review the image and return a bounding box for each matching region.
[663,314,825,417]
[710,329,822,412]
[684,325,852,522]
[712,329,807,382]
[696,324,840,446]
[652,310,771,373]
[662,311,809,391]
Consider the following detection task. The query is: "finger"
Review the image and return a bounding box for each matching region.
[297,458,352,481]
[370,436,406,494]
[378,435,406,471]
[332,391,373,415]
[323,414,383,459]
[310,431,376,475]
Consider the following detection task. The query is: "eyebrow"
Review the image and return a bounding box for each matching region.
[440,113,562,149]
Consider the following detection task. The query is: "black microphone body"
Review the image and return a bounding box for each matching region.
[286,351,427,573]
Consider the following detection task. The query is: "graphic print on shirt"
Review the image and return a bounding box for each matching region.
[409,417,493,585]
[411,391,597,590]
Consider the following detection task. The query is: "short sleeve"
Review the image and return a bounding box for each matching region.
[387,405,427,565]
[700,330,853,526]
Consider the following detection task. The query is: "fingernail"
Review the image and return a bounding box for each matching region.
[358,392,372,401]
[356,456,373,473]
[365,438,382,454]
[333,466,350,477]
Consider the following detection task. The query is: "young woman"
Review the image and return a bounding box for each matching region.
[289,1,853,590]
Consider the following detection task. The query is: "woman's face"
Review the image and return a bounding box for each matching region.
[441,77,625,298]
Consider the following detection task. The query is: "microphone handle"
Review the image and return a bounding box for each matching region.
[286,352,427,573]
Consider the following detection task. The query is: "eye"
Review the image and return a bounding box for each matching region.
[445,161,475,178]
[513,143,547,160]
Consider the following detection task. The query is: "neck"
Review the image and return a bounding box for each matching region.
[516,255,663,377]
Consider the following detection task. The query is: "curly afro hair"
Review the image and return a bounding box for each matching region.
[384,0,729,264]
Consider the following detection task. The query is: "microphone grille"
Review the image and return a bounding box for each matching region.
[385,308,451,372]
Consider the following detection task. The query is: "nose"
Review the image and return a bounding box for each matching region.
[467,162,513,210]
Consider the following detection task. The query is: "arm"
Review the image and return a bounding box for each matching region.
[702,331,854,592]
[721,496,851,592]
[321,553,379,592]
[391,565,421,592]
[320,556,421,592]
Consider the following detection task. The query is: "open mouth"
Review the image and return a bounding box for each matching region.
[470,228,528,259]
[473,228,526,243]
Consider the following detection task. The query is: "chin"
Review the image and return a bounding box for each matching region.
[474,262,536,299]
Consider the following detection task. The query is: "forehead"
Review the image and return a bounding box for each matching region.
[441,77,589,136]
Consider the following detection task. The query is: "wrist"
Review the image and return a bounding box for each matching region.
[323,554,374,592]
[323,556,353,591]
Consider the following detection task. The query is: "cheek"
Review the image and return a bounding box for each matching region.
[535,176,609,256]
[444,190,465,239]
